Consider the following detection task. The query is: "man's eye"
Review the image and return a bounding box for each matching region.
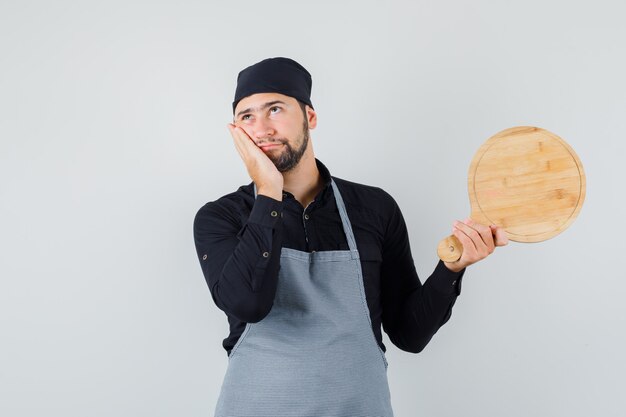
[241,114,251,121]
[270,106,281,113]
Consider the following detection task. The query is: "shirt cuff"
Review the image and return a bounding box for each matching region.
[428,259,466,296]
[247,194,284,228]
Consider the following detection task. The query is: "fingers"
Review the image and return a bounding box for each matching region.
[454,218,494,256]
[228,123,265,163]
[466,218,495,251]
[227,123,246,159]
[450,218,509,268]
[452,224,477,259]
[490,224,509,247]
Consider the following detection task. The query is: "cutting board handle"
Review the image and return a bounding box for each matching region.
[437,235,463,262]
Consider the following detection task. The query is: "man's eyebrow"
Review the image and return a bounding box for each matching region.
[236,100,287,118]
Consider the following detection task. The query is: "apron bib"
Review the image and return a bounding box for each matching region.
[214,179,393,417]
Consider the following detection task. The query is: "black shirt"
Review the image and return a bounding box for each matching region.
[193,159,466,356]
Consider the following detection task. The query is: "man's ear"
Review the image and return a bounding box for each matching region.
[306,106,317,130]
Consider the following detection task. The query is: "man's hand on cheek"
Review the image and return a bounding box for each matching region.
[227,123,283,200]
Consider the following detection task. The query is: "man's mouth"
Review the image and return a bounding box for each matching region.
[259,143,284,152]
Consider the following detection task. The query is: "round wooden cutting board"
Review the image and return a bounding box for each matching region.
[437,126,586,262]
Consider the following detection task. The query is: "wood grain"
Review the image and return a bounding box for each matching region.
[438,126,585,262]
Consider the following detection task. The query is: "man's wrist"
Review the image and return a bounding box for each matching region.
[257,187,283,201]
[443,260,465,273]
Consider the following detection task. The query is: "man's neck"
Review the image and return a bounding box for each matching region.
[282,152,323,208]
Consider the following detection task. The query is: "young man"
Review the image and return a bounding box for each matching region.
[193,57,508,416]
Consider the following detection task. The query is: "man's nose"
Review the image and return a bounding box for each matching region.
[252,119,276,140]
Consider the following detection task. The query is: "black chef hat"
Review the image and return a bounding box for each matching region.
[232,57,314,113]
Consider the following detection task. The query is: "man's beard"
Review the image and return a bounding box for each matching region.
[267,120,309,173]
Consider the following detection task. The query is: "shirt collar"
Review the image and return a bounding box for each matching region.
[315,158,332,188]
[281,157,333,200]
[313,157,334,202]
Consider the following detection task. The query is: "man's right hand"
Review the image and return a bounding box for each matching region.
[228,123,283,201]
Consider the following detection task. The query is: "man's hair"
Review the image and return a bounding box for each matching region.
[296,100,307,119]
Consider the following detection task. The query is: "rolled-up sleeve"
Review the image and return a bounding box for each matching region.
[193,194,284,323]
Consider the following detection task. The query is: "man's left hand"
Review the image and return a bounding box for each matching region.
[443,218,509,272]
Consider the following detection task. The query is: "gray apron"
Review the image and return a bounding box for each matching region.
[214,179,394,416]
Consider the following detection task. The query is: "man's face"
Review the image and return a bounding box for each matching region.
[233,92,315,172]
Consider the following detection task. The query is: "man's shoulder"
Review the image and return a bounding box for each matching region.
[331,176,398,212]
[194,183,254,226]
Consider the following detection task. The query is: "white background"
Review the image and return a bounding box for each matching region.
[1,1,624,416]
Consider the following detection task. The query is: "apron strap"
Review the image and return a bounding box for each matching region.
[253,179,360,259]
[330,179,359,257]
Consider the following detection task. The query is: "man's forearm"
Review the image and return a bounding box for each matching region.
[195,195,284,323]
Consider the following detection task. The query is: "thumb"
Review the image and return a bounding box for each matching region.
[491,224,509,246]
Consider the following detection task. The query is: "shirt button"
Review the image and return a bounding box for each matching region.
[202,254,207,260]
[452,280,457,286]
[262,251,270,258]
[304,214,310,220]
[271,210,278,217]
